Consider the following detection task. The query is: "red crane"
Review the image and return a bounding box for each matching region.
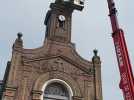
[107,0,134,99]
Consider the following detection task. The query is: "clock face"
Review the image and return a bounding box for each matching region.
[58,15,66,21]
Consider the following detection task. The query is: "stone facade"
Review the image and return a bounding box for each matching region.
[2,0,103,100]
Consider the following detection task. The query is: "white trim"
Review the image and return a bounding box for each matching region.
[41,79,73,100]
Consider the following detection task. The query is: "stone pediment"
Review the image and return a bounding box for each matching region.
[22,40,93,72]
[23,55,93,77]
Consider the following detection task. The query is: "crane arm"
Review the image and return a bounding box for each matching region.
[107,0,134,99]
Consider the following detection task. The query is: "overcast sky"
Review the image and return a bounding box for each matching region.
[0,0,134,100]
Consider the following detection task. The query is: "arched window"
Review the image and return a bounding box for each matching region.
[44,82,69,100]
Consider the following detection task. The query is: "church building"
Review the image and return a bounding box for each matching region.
[1,0,103,100]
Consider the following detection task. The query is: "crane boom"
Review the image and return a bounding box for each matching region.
[107,0,134,99]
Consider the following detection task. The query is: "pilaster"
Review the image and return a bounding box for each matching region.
[92,49,103,100]
[7,33,23,89]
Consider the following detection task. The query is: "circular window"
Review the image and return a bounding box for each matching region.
[44,82,69,100]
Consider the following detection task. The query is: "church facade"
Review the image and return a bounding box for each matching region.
[1,0,103,100]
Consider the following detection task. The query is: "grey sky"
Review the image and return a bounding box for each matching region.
[0,0,134,100]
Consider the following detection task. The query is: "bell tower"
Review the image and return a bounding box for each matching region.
[44,0,84,43]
